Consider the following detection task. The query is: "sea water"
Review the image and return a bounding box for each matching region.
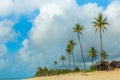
[0,78,25,80]
[0,78,28,80]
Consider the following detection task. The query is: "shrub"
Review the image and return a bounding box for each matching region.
[89,64,97,71]
[74,66,80,72]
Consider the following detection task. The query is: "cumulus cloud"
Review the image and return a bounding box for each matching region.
[18,0,120,68]
[0,0,62,17]
[0,0,38,17]
[103,0,120,59]
[0,20,17,43]
[0,0,13,17]
[0,44,7,57]
[18,0,104,68]
[0,19,17,69]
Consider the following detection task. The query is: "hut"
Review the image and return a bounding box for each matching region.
[96,61,120,71]
[96,61,109,71]
[110,61,120,68]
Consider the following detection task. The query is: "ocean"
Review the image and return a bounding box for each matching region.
[0,78,25,80]
[0,78,29,80]
[0,79,24,80]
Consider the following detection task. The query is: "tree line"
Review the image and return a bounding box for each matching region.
[54,13,109,70]
[34,13,109,77]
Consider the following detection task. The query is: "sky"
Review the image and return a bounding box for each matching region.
[0,0,120,78]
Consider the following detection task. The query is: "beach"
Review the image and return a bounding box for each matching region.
[26,70,120,80]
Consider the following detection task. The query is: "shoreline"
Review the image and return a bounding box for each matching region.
[26,70,120,80]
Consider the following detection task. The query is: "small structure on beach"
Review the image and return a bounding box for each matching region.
[96,61,110,71]
[96,60,120,71]
[110,61,120,68]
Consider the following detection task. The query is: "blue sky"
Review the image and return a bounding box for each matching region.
[0,0,120,78]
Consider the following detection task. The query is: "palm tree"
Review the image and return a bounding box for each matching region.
[54,61,58,69]
[73,23,86,70]
[60,55,66,67]
[101,50,109,61]
[93,13,109,63]
[101,50,109,70]
[65,43,72,69]
[69,40,76,67]
[88,47,98,64]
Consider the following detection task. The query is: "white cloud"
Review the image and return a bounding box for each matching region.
[0,20,17,43]
[18,0,120,68]
[0,44,9,69]
[18,0,103,68]
[13,0,40,15]
[0,0,60,17]
[0,19,17,70]
[0,0,13,16]
[0,0,38,17]
[28,0,103,50]
[102,0,120,60]
[0,44,7,57]
[105,0,120,33]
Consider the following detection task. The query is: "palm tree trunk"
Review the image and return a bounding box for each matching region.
[78,33,86,70]
[72,52,75,68]
[62,60,65,69]
[68,54,70,69]
[92,57,94,65]
[100,29,103,63]
[62,60,63,66]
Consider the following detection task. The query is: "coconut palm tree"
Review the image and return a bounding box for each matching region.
[60,55,66,67]
[73,23,86,70]
[101,50,109,61]
[54,61,58,69]
[92,13,109,63]
[88,47,98,64]
[69,40,76,67]
[65,43,72,69]
[101,50,109,70]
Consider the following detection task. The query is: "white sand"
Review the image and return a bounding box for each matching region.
[26,70,120,80]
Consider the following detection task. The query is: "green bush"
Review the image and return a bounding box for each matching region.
[89,64,97,71]
[74,66,80,72]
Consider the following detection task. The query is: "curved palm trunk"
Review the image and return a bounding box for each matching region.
[100,29,103,63]
[63,61,66,68]
[62,60,64,68]
[78,33,86,70]
[72,52,76,68]
[68,54,70,69]
[63,61,67,69]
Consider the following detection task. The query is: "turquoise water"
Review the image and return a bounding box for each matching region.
[0,78,27,80]
[0,78,25,80]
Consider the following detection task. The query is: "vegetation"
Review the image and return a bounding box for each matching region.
[34,13,112,77]
[60,55,66,67]
[101,50,109,61]
[68,40,76,67]
[54,61,58,69]
[88,47,98,64]
[65,43,72,69]
[92,13,109,62]
[73,23,86,70]
[89,64,97,71]
[35,66,80,77]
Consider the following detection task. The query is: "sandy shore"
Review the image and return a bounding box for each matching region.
[26,70,120,80]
